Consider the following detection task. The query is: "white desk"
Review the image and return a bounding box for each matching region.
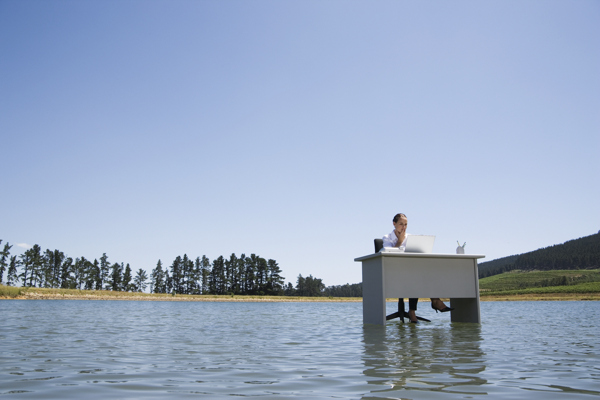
[355,252,485,325]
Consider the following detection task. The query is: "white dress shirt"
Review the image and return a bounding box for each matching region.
[382,230,409,250]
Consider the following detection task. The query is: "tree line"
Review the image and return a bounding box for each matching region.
[0,240,148,292]
[148,253,285,296]
[478,231,600,278]
[0,240,362,297]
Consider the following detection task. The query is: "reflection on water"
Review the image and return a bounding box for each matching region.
[0,300,599,399]
[362,323,486,398]
[361,300,600,399]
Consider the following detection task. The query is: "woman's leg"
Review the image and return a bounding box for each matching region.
[408,298,418,310]
[408,298,418,322]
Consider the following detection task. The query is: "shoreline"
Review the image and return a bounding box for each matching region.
[2,291,600,302]
[2,293,361,302]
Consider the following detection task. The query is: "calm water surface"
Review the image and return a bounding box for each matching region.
[1,300,599,399]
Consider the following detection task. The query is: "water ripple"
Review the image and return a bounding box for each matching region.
[0,300,599,399]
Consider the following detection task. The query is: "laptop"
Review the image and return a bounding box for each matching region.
[404,235,436,253]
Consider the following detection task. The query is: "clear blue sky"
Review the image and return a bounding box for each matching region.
[2,1,599,287]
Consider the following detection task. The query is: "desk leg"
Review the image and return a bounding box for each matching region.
[449,298,481,323]
[362,260,386,325]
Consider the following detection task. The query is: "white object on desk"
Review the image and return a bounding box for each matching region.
[380,247,404,253]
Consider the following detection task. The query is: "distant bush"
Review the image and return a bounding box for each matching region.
[323,283,362,297]
[0,285,22,298]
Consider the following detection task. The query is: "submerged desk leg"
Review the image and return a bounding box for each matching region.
[362,258,386,325]
[449,258,481,323]
[450,298,480,323]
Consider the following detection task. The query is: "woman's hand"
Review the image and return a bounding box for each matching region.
[393,215,408,247]
[394,229,406,247]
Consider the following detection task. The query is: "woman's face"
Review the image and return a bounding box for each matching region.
[394,216,408,234]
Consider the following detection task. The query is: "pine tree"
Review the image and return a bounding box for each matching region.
[267,259,284,295]
[170,256,183,294]
[200,255,210,294]
[134,268,148,292]
[182,254,194,295]
[19,247,31,286]
[224,254,234,294]
[93,259,103,290]
[43,249,65,288]
[6,256,18,286]
[122,263,133,291]
[110,262,123,291]
[303,275,324,297]
[238,253,247,294]
[85,259,100,290]
[192,257,202,295]
[60,257,74,288]
[19,245,43,287]
[73,257,91,290]
[296,274,306,296]
[150,260,165,293]
[210,256,226,294]
[284,282,295,296]
[256,256,268,294]
[244,255,256,294]
[99,253,110,290]
[165,270,173,294]
[0,241,12,284]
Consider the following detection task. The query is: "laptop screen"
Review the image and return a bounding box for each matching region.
[404,235,435,253]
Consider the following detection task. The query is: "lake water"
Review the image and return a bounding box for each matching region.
[1,300,599,399]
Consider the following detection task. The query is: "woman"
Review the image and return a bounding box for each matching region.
[382,213,454,323]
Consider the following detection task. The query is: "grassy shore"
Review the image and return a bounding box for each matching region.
[2,285,599,302]
[0,285,360,302]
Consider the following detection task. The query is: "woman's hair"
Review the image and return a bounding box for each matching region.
[393,213,407,223]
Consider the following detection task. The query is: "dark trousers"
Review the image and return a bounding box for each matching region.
[408,298,418,311]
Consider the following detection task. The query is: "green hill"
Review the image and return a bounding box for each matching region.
[478,231,600,279]
[479,269,600,295]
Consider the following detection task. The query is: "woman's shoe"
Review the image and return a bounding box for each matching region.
[408,310,419,323]
[402,311,431,323]
[431,304,454,313]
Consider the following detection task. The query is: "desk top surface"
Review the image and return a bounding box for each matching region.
[354,252,486,262]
